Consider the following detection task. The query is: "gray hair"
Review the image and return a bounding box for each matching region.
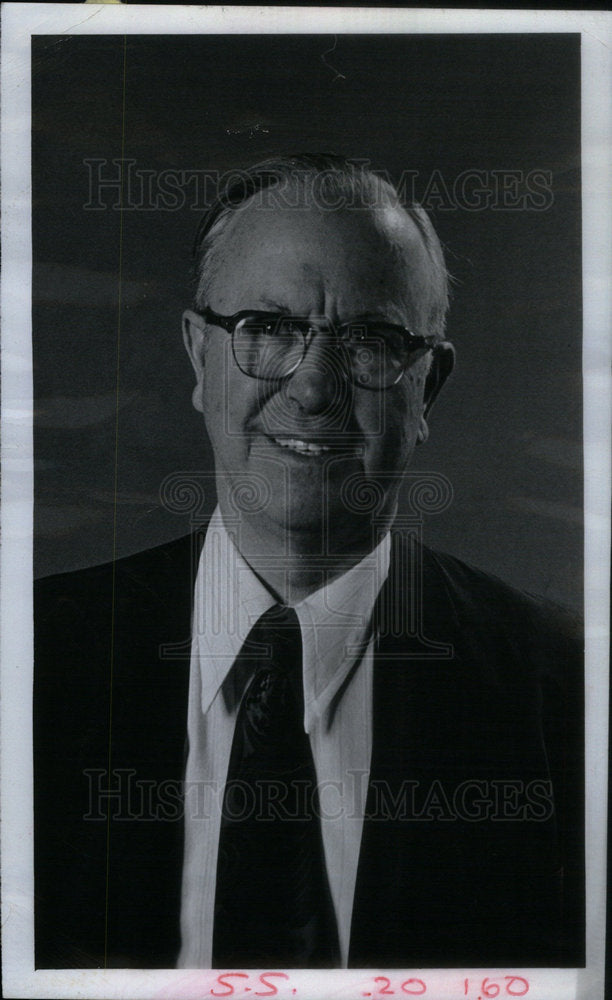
[192,154,449,340]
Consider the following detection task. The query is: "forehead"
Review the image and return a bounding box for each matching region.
[205,196,432,320]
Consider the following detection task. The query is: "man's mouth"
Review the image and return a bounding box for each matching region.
[272,436,332,456]
[267,435,361,457]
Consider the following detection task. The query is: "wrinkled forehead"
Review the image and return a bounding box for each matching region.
[204,193,434,323]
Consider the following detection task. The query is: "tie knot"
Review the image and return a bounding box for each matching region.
[259,602,300,632]
[240,604,301,668]
[229,604,303,724]
[234,606,305,753]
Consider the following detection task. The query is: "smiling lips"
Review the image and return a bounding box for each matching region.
[270,435,359,457]
[273,436,331,455]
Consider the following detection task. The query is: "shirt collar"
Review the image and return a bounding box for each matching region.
[194,507,390,728]
[293,534,390,731]
[195,508,276,716]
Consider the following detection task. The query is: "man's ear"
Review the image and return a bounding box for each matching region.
[182,309,208,414]
[417,341,455,443]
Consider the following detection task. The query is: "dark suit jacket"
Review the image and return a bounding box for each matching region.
[34,530,584,969]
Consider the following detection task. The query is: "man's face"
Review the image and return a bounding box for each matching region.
[184,196,438,547]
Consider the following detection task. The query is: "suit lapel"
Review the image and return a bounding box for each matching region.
[349,534,464,966]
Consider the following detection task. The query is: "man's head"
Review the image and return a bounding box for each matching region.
[183,155,454,550]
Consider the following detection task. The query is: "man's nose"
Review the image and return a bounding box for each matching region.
[282,334,349,416]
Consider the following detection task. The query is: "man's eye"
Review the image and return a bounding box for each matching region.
[241,317,279,337]
[343,324,392,345]
[279,319,311,337]
[345,326,369,343]
[241,316,309,338]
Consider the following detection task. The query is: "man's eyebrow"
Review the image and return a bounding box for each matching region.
[251,300,409,327]
[256,297,291,312]
[348,311,395,321]
[345,310,406,326]
[255,302,404,323]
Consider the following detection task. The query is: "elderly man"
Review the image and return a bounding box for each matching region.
[34,155,583,970]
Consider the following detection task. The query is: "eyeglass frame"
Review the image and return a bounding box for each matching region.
[194,305,438,391]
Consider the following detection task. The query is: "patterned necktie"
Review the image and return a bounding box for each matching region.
[212,604,340,968]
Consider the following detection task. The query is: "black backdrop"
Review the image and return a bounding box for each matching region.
[32,33,582,610]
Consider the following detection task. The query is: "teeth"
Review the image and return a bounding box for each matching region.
[273,437,331,455]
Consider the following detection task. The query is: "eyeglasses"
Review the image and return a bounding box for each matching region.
[195,306,435,390]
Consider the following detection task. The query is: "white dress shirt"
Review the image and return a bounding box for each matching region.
[178,508,391,968]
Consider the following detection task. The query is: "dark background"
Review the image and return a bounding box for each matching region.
[32,33,582,611]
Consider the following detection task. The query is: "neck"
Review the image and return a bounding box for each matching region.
[218,504,395,605]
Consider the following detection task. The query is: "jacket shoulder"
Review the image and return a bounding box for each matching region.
[423,544,583,671]
[35,532,196,589]
[35,533,197,614]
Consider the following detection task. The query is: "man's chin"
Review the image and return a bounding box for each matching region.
[260,499,384,553]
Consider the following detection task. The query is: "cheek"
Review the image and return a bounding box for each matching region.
[201,343,234,424]
[357,374,423,470]
[202,360,258,456]
[397,371,425,443]
[201,372,225,446]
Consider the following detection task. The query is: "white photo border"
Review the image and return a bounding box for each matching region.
[2,5,610,999]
